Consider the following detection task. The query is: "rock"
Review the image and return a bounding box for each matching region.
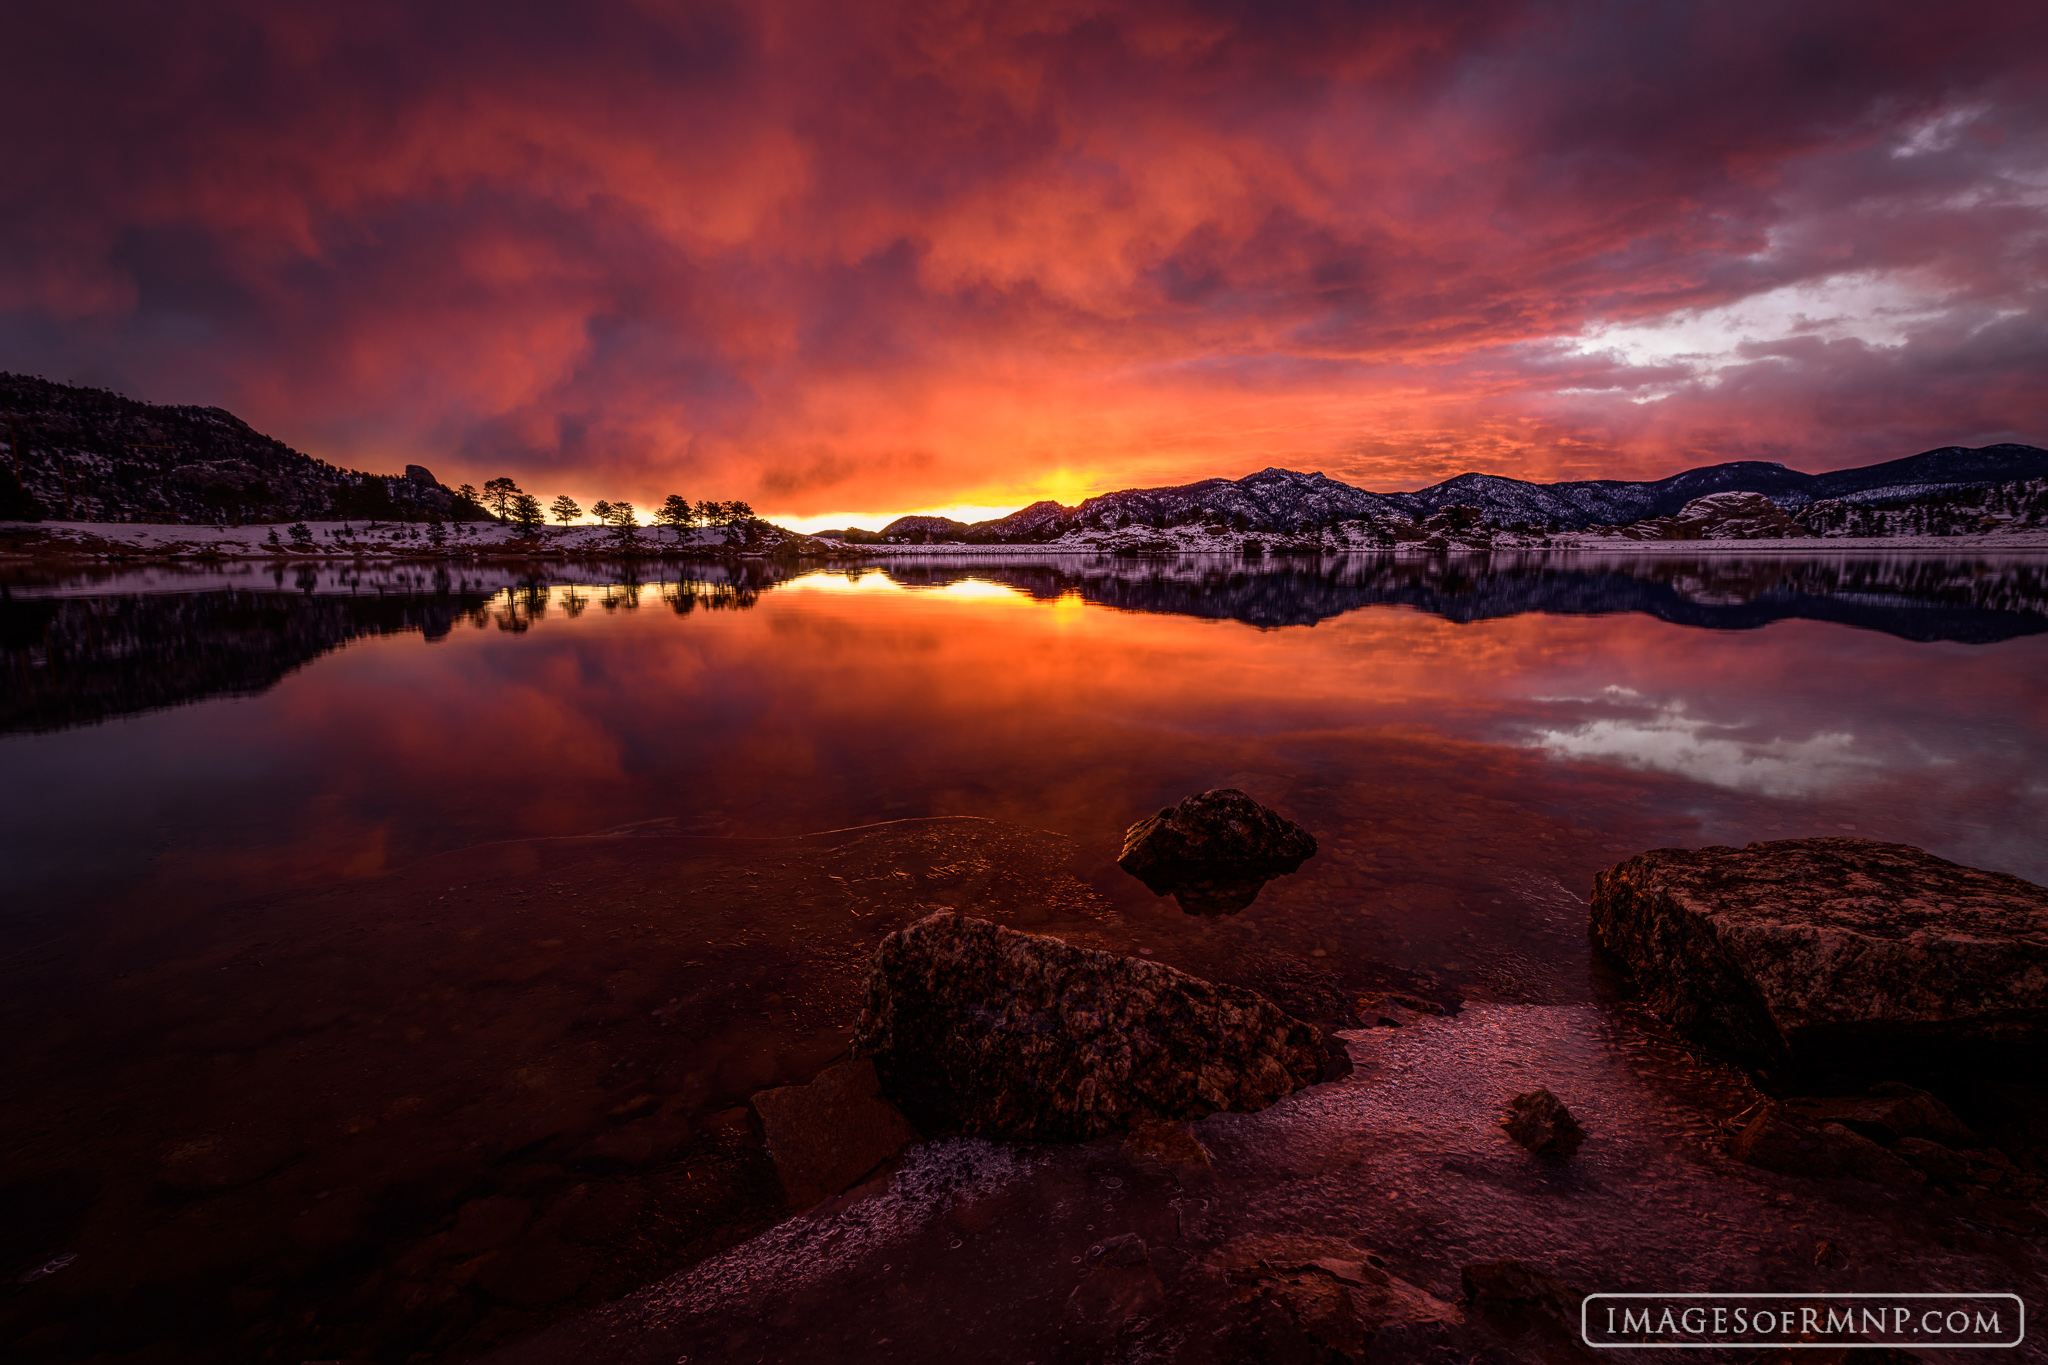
[748,1057,918,1210]
[1356,991,1444,1028]
[1090,1232,1149,1268]
[443,1196,531,1256]
[851,911,1326,1140]
[1728,1103,1923,1185]
[1589,837,2048,1074]
[477,1233,593,1308]
[1211,1235,1462,1364]
[1460,1259,1584,1329]
[157,1131,298,1190]
[1784,1085,1975,1147]
[404,464,439,487]
[1620,491,1811,541]
[1116,788,1317,914]
[1746,1351,1924,1365]
[569,1099,693,1167]
[1122,1118,1212,1170]
[1890,1136,1971,1185]
[1501,1088,1586,1159]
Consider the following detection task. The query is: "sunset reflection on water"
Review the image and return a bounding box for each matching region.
[4,554,2046,1360]
[6,557,2045,984]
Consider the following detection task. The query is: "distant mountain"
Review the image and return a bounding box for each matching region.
[0,372,465,523]
[866,444,2048,540]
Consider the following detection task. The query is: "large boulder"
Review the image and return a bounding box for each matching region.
[1591,838,2048,1075]
[1619,490,1811,541]
[851,911,1326,1139]
[1117,788,1317,913]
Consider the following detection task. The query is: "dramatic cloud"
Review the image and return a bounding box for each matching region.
[3,0,2044,521]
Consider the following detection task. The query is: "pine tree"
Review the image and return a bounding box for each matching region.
[656,494,697,540]
[482,477,522,520]
[549,494,582,525]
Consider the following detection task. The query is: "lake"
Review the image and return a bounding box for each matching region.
[3,550,2046,1361]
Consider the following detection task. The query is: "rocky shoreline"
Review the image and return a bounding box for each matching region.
[5,802,2042,1362]
[486,810,2047,1364]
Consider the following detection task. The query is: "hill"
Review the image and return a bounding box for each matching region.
[0,372,463,523]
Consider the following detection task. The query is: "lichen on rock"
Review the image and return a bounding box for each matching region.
[1589,836,2048,1076]
[851,910,1326,1139]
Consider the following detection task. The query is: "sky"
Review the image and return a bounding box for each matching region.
[3,1,2045,529]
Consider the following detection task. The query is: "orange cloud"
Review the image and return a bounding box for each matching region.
[2,0,2044,522]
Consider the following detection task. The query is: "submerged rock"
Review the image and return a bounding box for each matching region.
[1117,788,1317,914]
[1589,837,2048,1074]
[851,911,1325,1140]
[1460,1259,1586,1342]
[1728,1102,1923,1186]
[1209,1235,1463,1364]
[1783,1084,1975,1147]
[1500,1088,1587,1159]
[749,1058,918,1210]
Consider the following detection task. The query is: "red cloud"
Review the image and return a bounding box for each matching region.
[2,0,2043,518]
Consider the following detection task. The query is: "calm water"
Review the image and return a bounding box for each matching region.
[6,550,2048,1361]
[6,552,2048,950]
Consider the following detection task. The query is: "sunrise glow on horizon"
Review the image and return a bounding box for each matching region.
[4,2,2044,524]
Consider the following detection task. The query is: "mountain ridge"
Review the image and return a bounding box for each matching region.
[865,444,2048,540]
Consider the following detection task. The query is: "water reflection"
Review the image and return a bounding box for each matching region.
[3,551,2045,1360]
[0,564,782,733]
[7,552,2045,738]
[873,551,2048,640]
[6,551,2044,932]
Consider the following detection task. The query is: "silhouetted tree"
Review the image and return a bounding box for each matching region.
[696,499,755,526]
[511,492,544,530]
[549,494,582,525]
[656,494,697,540]
[482,477,522,520]
[600,500,639,543]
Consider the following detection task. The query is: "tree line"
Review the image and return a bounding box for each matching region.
[466,477,756,539]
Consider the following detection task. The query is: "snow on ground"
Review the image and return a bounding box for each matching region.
[0,518,752,557]
[8,517,2048,562]
[817,523,2048,556]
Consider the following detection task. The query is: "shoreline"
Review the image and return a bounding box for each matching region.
[7,516,2048,567]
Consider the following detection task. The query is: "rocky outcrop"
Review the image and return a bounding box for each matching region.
[1617,490,1811,541]
[851,911,1326,1140]
[748,1058,918,1210]
[1500,1088,1586,1159]
[0,372,463,524]
[1117,788,1317,913]
[1590,837,2048,1075]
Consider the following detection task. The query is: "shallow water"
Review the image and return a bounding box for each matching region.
[3,550,2047,1360]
